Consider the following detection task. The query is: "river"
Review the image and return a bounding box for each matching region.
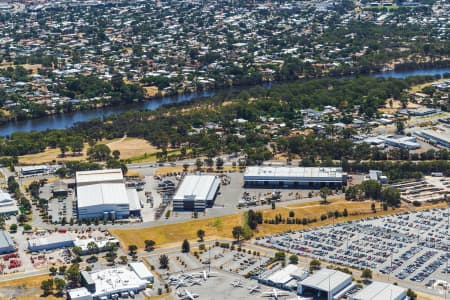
[1,68,450,136]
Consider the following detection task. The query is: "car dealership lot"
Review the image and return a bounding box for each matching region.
[255,208,450,295]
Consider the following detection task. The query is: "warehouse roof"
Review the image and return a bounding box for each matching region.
[20,165,48,172]
[300,269,352,292]
[28,233,75,248]
[90,267,147,297]
[127,189,141,211]
[351,281,406,300]
[174,175,220,201]
[77,183,129,208]
[76,169,123,185]
[129,262,154,281]
[245,166,345,179]
[267,264,308,284]
[419,129,450,144]
[0,231,14,249]
[0,191,18,214]
[67,287,91,299]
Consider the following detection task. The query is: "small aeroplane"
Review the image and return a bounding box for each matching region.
[179,289,199,300]
[262,288,290,299]
[190,278,202,286]
[247,284,261,294]
[230,279,244,288]
[197,269,218,280]
[174,278,188,289]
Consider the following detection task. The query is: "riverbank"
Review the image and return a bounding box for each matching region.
[1,67,450,136]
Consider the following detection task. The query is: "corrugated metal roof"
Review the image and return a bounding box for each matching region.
[300,269,351,292]
[245,166,344,179]
[351,281,406,300]
[76,169,123,184]
[0,231,14,249]
[129,262,153,280]
[173,175,220,201]
[77,183,129,208]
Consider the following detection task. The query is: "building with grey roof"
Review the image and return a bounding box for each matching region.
[350,281,406,300]
[0,230,15,254]
[244,166,347,188]
[298,269,352,300]
[173,175,220,211]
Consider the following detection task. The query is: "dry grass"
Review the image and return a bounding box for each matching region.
[111,198,446,251]
[18,137,157,164]
[143,86,160,98]
[0,63,43,75]
[154,165,238,175]
[110,213,244,250]
[107,137,158,159]
[0,274,62,300]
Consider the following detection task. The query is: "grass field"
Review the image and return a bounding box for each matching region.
[0,274,62,300]
[110,198,446,251]
[18,137,157,164]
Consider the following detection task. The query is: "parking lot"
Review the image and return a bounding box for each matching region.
[255,208,450,297]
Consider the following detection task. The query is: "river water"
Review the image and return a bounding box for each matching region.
[1,68,450,136]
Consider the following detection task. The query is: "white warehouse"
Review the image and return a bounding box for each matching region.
[350,281,406,300]
[173,175,220,211]
[244,166,348,188]
[76,169,141,220]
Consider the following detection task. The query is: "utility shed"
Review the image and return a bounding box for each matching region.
[172,175,220,211]
[350,281,406,300]
[0,230,15,254]
[298,269,352,300]
[129,262,154,282]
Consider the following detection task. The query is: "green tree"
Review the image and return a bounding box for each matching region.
[406,288,417,300]
[289,254,299,265]
[41,279,54,296]
[54,278,66,295]
[144,240,156,252]
[65,263,81,286]
[310,259,321,271]
[181,239,190,253]
[197,229,205,242]
[128,244,138,255]
[87,241,99,255]
[232,226,244,243]
[361,268,373,280]
[9,223,17,233]
[319,187,331,204]
[112,150,121,160]
[87,144,111,161]
[159,254,169,269]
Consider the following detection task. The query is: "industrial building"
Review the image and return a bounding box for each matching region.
[416,129,450,148]
[172,175,220,211]
[129,262,155,282]
[76,169,141,220]
[73,237,120,255]
[358,135,421,150]
[244,166,348,188]
[298,269,352,300]
[73,267,148,299]
[258,264,309,290]
[20,165,49,176]
[0,190,18,216]
[27,233,75,252]
[365,170,388,184]
[0,230,15,254]
[350,281,406,300]
[391,176,450,203]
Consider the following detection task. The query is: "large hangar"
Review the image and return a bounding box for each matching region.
[244,166,347,188]
[350,281,406,300]
[76,169,141,220]
[298,269,352,300]
[173,175,220,211]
